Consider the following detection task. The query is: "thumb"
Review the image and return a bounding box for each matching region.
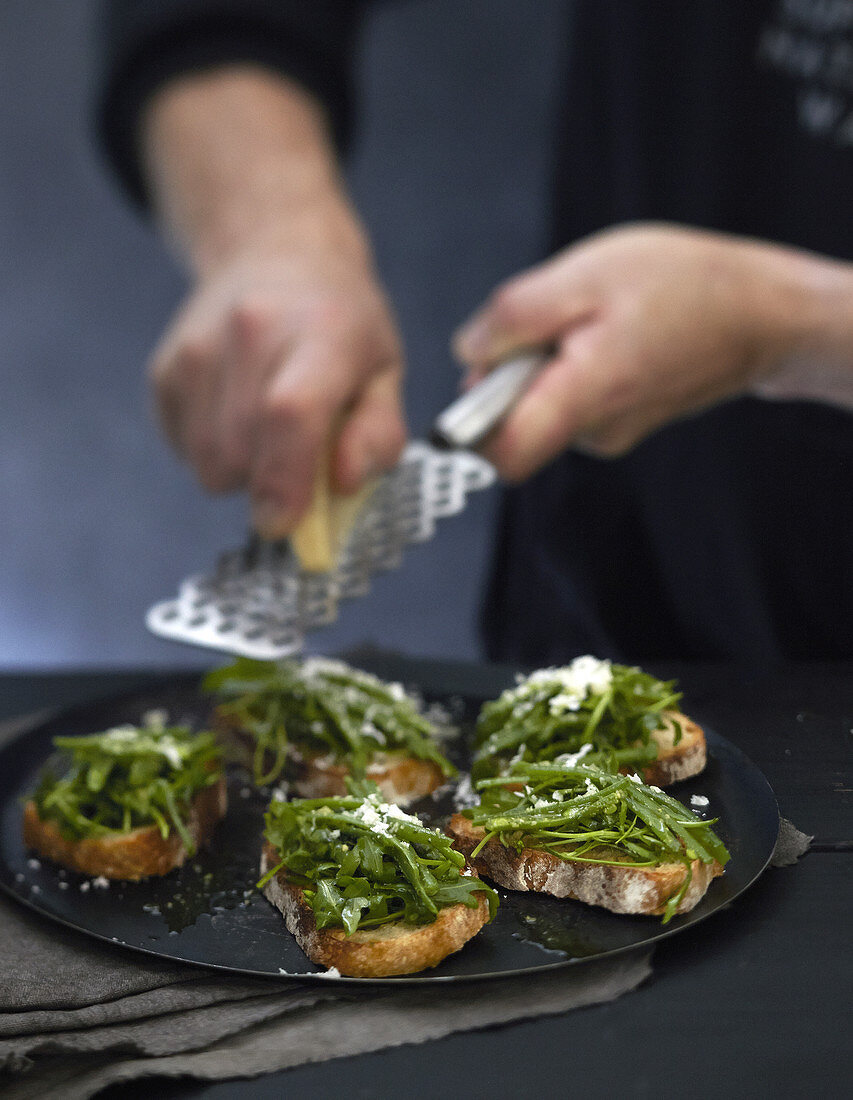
[452,257,594,372]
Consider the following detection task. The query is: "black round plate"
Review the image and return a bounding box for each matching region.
[0,677,779,985]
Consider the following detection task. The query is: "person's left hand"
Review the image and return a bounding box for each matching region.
[452,223,830,480]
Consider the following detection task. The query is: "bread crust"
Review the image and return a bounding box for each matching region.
[260,841,490,976]
[447,813,722,918]
[289,747,446,806]
[23,776,227,881]
[216,713,445,805]
[640,711,706,786]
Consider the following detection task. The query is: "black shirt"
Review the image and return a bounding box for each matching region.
[97,0,853,664]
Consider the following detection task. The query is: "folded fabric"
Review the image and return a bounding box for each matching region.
[0,709,810,1100]
[0,918,652,1100]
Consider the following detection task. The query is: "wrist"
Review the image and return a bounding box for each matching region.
[141,65,370,276]
[748,243,853,405]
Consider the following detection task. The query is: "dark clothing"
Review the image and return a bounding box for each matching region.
[98,0,853,664]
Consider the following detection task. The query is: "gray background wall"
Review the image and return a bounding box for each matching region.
[0,0,567,669]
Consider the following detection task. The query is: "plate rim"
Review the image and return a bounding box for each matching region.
[0,676,781,986]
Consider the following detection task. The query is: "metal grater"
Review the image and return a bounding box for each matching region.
[146,352,545,659]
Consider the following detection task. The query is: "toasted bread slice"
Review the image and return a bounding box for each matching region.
[217,715,446,805]
[639,711,707,786]
[289,747,447,806]
[447,813,722,918]
[260,840,491,976]
[23,776,227,881]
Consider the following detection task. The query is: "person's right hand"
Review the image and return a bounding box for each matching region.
[149,233,406,539]
[141,68,407,538]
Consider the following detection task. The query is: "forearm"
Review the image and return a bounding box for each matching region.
[140,65,370,275]
[748,241,853,408]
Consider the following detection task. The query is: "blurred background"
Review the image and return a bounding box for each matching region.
[0,0,566,669]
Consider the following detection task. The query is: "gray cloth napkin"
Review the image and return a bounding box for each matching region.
[0,893,652,1100]
[0,710,809,1099]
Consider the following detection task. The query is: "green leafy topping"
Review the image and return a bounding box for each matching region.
[260,780,497,934]
[204,657,456,785]
[473,658,684,775]
[466,761,729,924]
[31,715,223,853]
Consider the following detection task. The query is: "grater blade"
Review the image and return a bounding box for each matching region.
[146,441,496,659]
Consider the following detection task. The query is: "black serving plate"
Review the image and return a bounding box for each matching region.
[0,675,779,985]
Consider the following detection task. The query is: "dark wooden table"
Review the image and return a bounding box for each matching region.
[2,658,850,1098]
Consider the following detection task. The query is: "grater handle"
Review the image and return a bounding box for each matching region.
[429,350,548,450]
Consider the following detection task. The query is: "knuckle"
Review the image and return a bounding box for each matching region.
[261,387,324,435]
[228,298,274,354]
[489,283,526,330]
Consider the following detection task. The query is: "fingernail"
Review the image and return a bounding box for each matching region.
[251,497,294,540]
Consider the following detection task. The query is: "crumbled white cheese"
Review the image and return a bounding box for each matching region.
[452,774,477,809]
[101,725,139,743]
[506,657,614,715]
[360,721,386,744]
[549,691,584,714]
[299,656,351,680]
[509,742,528,766]
[554,743,594,767]
[91,876,110,889]
[351,794,420,836]
[530,656,613,699]
[79,881,91,893]
[58,881,68,890]
[317,966,342,979]
[690,794,710,808]
[27,858,41,870]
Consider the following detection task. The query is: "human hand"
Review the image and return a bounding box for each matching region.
[453,223,836,480]
[150,232,406,538]
[142,68,406,537]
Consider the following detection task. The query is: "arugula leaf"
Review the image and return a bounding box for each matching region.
[31,719,223,853]
[260,782,497,934]
[205,657,456,785]
[466,761,729,924]
[473,658,684,774]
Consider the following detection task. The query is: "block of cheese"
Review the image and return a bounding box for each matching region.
[290,455,378,573]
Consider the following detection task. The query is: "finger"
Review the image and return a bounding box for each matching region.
[247,337,367,537]
[331,367,407,494]
[215,303,292,493]
[476,333,618,481]
[452,256,596,373]
[150,326,229,491]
